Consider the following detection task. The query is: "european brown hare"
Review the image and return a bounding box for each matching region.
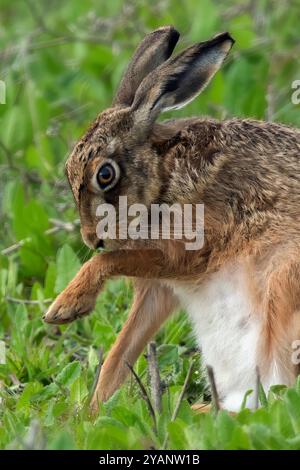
[45,26,300,413]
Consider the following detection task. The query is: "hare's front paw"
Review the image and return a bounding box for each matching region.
[43,287,97,324]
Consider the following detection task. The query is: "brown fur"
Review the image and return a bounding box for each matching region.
[45,27,300,411]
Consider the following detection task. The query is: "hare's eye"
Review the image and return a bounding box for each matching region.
[96,161,119,191]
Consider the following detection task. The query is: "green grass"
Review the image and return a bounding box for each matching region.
[1,0,300,450]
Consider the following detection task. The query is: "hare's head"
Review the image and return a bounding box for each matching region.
[65,26,234,249]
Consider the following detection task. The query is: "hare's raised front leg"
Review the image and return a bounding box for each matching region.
[44,248,201,324]
[44,257,106,324]
[90,279,177,412]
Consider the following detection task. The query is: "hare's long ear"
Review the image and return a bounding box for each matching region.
[132,32,234,124]
[113,26,180,107]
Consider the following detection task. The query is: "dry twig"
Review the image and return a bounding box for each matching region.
[90,347,103,401]
[5,297,52,305]
[147,342,162,414]
[1,219,80,256]
[207,365,220,412]
[126,361,157,435]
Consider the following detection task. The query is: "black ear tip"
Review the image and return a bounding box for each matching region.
[194,32,235,55]
[159,25,180,43]
[168,27,180,52]
[214,31,235,45]
[155,25,180,58]
[171,27,180,42]
[224,31,235,44]
[154,25,180,38]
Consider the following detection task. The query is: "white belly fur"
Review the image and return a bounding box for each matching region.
[166,263,284,411]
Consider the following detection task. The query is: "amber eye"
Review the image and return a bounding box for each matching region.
[97,162,119,191]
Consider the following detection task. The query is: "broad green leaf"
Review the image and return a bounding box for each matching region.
[55,361,81,388]
[54,244,81,292]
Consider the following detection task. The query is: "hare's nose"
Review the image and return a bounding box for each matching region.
[81,230,103,250]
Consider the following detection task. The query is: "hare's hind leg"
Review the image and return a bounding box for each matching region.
[258,259,300,390]
[90,279,178,413]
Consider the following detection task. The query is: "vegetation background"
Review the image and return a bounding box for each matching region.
[1,0,300,450]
